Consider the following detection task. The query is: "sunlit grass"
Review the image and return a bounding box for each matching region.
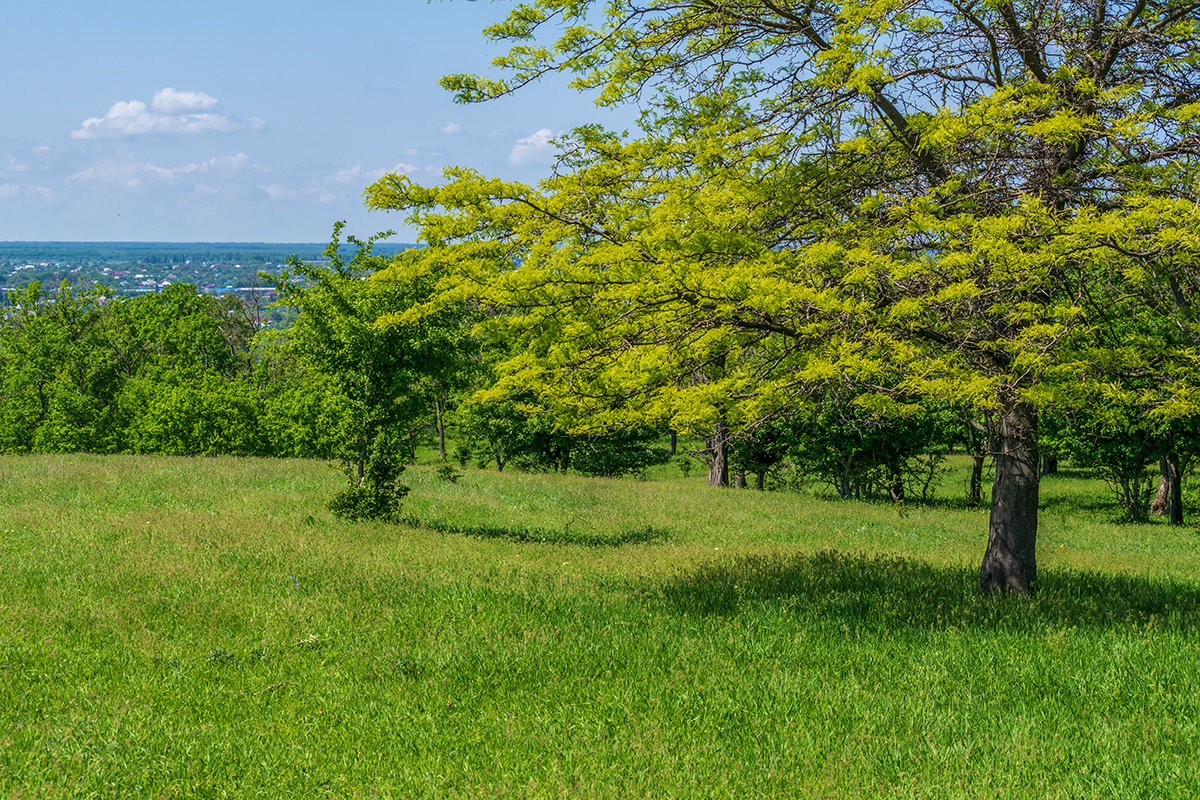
[1,453,1197,798]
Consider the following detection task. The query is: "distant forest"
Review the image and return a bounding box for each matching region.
[0,241,418,263]
[0,240,419,293]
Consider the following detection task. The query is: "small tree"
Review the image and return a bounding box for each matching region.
[784,394,947,503]
[272,224,429,522]
[325,430,409,523]
[729,419,794,491]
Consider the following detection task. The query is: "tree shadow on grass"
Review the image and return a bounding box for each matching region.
[1037,493,1129,519]
[813,488,1113,517]
[1040,467,1104,480]
[655,550,1200,633]
[400,515,669,548]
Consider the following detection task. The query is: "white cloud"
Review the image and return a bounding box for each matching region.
[383,162,421,177]
[440,122,462,135]
[159,153,256,178]
[323,162,420,199]
[68,161,146,189]
[71,89,265,139]
[0,183,53,201]
[329,164,370,184]
[3,147,53,176]
[260,162,426,205]
[185,153,257,173]
[152,87,218,114]
[509,128,556,166]
[260,184,299,201]
[68,153,261,186]
[323,163,420,189]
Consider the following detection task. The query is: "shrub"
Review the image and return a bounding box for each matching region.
[327,433,409,522]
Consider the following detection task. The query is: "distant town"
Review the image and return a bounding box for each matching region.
[0,241,418,297]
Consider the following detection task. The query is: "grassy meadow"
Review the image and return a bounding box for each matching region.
[1,453,1198,798]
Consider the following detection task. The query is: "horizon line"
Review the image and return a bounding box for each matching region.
[0,239,420,247]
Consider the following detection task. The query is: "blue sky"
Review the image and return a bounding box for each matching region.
[0,0,635,243]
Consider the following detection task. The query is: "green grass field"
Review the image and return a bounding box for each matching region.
[2,453,1197,798]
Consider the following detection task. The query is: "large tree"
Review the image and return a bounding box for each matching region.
[371,113,848,481]
[371,0,1200,592]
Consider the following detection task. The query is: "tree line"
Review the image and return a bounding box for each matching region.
[5,0,1199,596]
[0,230,687,518]
[2,224,1195,529]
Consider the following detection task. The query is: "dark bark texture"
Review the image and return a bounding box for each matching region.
[980,400,1040,595]
[964,413,990,506]
[1151,458,1170,517]
[435,397,446,460]
[1152,455,1186,525]
[707,418,729,487]
[969,455,986,506]
[1167,452,1184,527]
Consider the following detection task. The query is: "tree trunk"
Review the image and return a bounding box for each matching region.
[1167,452,1184,526]
[969,454,986,506]
[1151,457,1170,517]
[435,396,446,460]
[356,437,368,486]
[963,412,989,506]
[706,417,729,488]
[838,458,852,500]
[734,470,746,489]
[979,399,1039,595]
[1041,452,1058,475]
[669,429,677,456]
[755,471,765,491]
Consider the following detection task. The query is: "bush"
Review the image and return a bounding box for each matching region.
[326,479,409,522]
[784,397,948,502]
[1063,421,1164,522]
[327,433,409,522]
[567,428,670,478]
[436,463,462,484]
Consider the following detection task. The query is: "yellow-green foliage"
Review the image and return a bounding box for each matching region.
[374,0,1200,445]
